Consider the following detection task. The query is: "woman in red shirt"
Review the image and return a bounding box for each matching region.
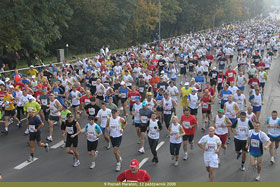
[117,159,150,182]
[201,89,214,131]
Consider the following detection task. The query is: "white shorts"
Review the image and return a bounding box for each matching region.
[204,157,219,168]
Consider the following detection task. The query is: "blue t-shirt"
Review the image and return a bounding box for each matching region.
[85,123,102,142]
[221,89,232,104]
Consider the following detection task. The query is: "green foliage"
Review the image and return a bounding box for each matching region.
[0,0,266,59]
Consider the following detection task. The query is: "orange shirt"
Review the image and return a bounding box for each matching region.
[149,76,160,91]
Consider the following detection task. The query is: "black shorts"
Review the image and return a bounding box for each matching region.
[4,110,16,117]
[140,123,148,132]
[230,55,233,59]
[49,115,59,121]
[72,104,80,108]
[121,98,127,104]
[220,103,225,109]
[175,54,179,57]
[210,80,217,86]
[130,105,133,112]
[189,67,194,72]
[268,134,280,142]
[260,83,265,88]
[180,68,186,75]
[110,136,122,148]
[87,140,98,151]
[134,122,141,128]
[156,106,163,112]
[183,134,194,142]
[234,138,247,152]
[203,72,208,76]
[217,84,223,92]
[66,136,78,147]
[189,108,197,115]
[29,132,41,142]
[202,109,211,114]
[96,95,104,101]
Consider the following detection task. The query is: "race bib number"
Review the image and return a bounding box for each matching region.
[202,103,208,109]
[41,99,48,105]
[29,125,36,133]
[138,87,144,93]
[121,93,126,98]
[239,127,247,134]
[141,116,148,123]
[61,115,66,122]
[89,108,95,115]
[218,78,223,83]
[251,139,260,147]
[228,73,233,77]
[183,121,191,129]
[66,126,74,134]
[207,143,216,151]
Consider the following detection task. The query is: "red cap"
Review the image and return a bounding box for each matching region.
[130,159,139,168]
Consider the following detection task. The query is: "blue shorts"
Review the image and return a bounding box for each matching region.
[229,118,237,124]
[237,86,245,91]
[253,106,261,113]
[250,152,262,158]
[101,127,109,134]
[171,78,177,82]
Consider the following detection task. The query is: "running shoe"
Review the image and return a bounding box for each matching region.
[90,162,96,169]
[171,155,175,160]
[73,160,80,167]
[183,152,188,160]
[46,136,53,142]
[45,143,49,152]
[241,164,245,171]
[270,157,275,164]
[115,163,121,172]
[255,174,260,181]
[106,143,111,150]
[27,156,34,162]
[24,129,29,135]
[138,147,145,154]
[174,161,179,166]
[61,142,66,148]
[155,157,159,164]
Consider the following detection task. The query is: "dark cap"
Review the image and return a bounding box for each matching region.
[67,113,73,118]
[111,109,118,114]
[88,116,95,121]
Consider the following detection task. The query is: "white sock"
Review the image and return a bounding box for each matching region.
[5,127,8,131]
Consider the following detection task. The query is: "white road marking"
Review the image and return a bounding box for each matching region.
[14,158,39,170]
[139,157,149,168]
[50,140,64,149]
[234,66,238,70]
[156,141,165,151]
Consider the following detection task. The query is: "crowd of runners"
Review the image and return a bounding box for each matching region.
[1,14,280,182]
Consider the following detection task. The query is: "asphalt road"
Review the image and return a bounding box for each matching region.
[1,54,280,182]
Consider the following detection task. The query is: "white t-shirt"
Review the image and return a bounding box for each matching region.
[198,135,221,159]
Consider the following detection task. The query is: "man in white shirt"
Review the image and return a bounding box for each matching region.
[198,126,222,182]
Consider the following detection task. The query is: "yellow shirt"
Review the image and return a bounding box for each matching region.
[180,87,192,107]
[27,69,39,76]
[105,60,114,70]
[4,94,15,110]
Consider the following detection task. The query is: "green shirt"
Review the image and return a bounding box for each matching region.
[24,101,41,112]
[61,109,71,122]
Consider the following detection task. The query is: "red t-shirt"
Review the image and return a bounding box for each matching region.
[206,54,214,62]
[203,87,215,96]
[180,114,198,135]
[34,91,43,100]
[257,62,265,68]
[225,70,237,83]
[148,65,157,75]
[128,91,141,106]
[248,78,260,89]
[201,94,211,111]
[80,95,92,106]
[77,86,85,95]
[117,169,150,182]
[13,82,25,89]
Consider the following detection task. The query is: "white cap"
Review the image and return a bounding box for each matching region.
[5,78,10,82]
[184,82,190,86]
[192,87,197,91]
[120,81,125,85]
[32,75,36,79]
[213,66,217,70]
[9,85,14,88]
[161,71,164,74]
[27,95,33,100]
[30,65,34,68]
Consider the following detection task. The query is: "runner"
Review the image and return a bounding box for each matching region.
[60,106,72,148]
[249,87,263,122]
[63,113,82,167]
[84,116,102,169]
[131,98,142,144]
[168,115,185,166]
[201,89,214,131]
[46,94,62,142]
[147,113,162,163]
[96,102,112,149]
[139,101,153,153]
[106,109,127,172]
[181,108,198,160]
[180,82,192,110]
[213,109,232,159]
[68,86,82,119]
[160,91,177,133]
[198,126,222,182]
[117,159,151,182]
[27,108,49,162]
[187,88,200,117]
[23,96,41,135]
[231,112,254,171]
[266,110,280,164]
[246,122,271,181]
